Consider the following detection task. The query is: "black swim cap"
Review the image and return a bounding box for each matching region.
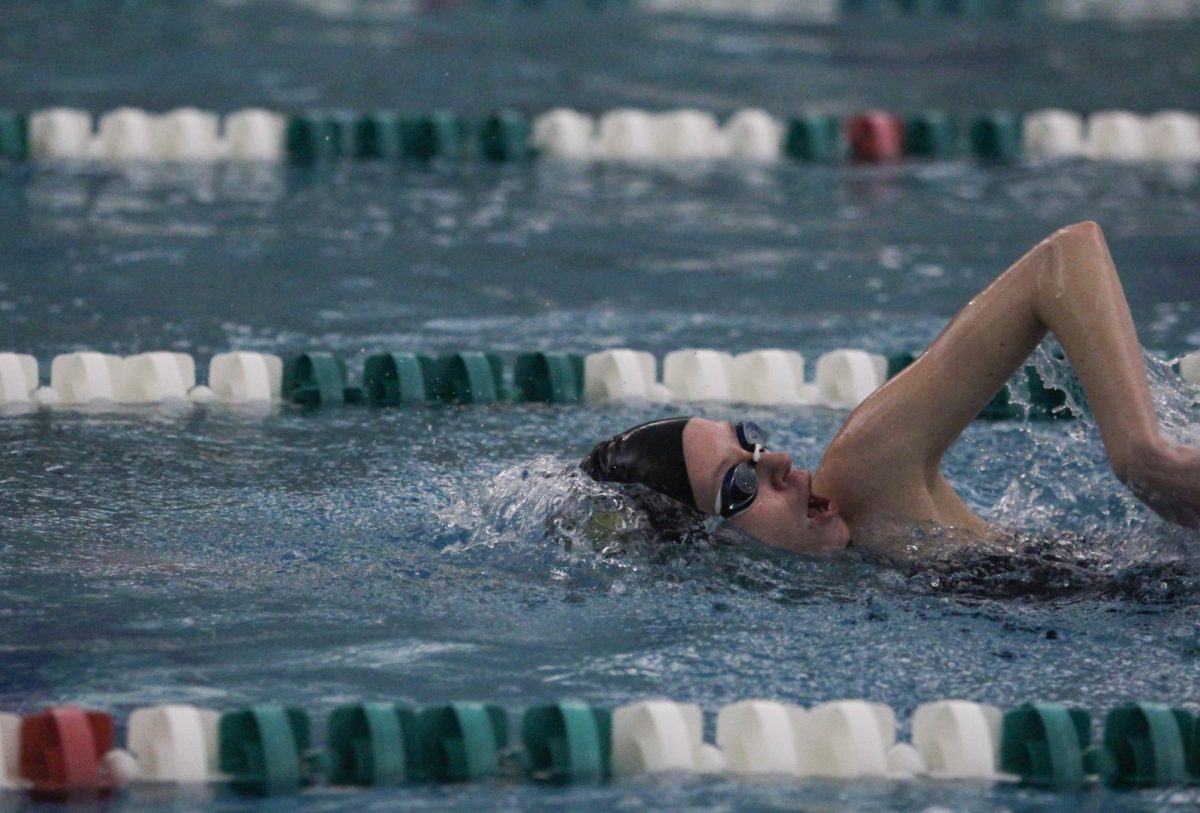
[580,417,699,511]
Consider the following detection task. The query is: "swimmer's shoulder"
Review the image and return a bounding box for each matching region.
[847,515,1019,559]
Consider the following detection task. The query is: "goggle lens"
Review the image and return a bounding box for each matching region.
[716,463,760,518]
[736,421,766,451]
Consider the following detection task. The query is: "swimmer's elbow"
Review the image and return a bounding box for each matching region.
[1062,219,1102,236]
[1051,220,1105,248]
[1039,221,1110,275]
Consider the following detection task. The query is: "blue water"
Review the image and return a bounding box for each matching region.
[2,2,1200,811]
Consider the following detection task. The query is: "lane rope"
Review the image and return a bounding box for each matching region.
[1,107,1197,164]
[1,698,1195,797]
[7,347,1188,417]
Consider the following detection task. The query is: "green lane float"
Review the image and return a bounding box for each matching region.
[513,352,584,404]
[285,112,358,164]
[999,703,1093,789]
[364,352,431,406]
[423,352,506,404]
[784,115,842,163]
[904,111,958,158]
[327,702,419,787]
[977,365,1079,421]
[0,110,27,160]
[978,383,1021,421]
[970,112,1023,161]
[401,112,474,160]
[522,702,612,783]
[219,705,313,796]
[885,352,916,380]
[1100,703,1194,788]
[355,111,406,160]
[282,353,363,406]
[480,110,533,162]
[1025,365,1080,419]
[412,702,509,783]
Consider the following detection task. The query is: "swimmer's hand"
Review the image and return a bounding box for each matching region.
[1122,441,1200,528]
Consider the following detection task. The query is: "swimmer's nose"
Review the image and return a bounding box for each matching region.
[756,450,794,488]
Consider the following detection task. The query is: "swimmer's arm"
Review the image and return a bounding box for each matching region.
[821,221,1194,526]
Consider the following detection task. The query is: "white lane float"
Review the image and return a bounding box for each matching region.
[654,110,725,159]
[104,705,222,783]
[724,108,782,161]
[207,352,283,404]
[911,700,1002,779]
[0,353,39,405]
[584,349,671,402]
[114,353,196,404]
[1178,351,1200,384]
[798,700,923,778]
[223,108,286,162]
[0,712,25,790]
[663,349,736,402]
[48,352,122,405]
[716,700,807,776]
[155,108,222,162]
[596,110,657,160]
[814,349,887,409]
[732,349,818,405]
[28,108,93,159]
[95,108,156,161]
[611,700,726,776]
[1146,111,1200,161]
[1086,111,1149,161]
[1023,109,1085,157]
[532,109,595,159]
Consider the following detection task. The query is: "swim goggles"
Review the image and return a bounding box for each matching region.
[713,421,767,519]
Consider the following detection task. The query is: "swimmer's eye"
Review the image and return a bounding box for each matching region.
[715,461,758,518]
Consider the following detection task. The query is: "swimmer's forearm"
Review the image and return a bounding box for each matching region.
[1028,221,1162,483]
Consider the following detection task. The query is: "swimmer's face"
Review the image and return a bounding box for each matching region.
[682,418,851,553]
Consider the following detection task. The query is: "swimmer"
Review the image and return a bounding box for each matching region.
[582,221,1200,553]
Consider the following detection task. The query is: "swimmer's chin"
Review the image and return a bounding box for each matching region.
[733,515,853,555]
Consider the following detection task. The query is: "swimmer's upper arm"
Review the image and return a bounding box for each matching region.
[820,228,1061,504]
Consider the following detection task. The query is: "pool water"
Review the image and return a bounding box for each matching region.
[2,2,1200,810]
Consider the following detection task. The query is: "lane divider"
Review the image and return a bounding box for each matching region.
[2,699,1198,798]
[3,348,1193,417]
[2,107,1198,164]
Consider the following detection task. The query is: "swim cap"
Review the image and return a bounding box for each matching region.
[580,417,699,511]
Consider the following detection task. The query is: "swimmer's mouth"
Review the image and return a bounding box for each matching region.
[807,493,834,518]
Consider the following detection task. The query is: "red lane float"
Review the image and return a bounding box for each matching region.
[846,112,904,162]
[19,707,117,799]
